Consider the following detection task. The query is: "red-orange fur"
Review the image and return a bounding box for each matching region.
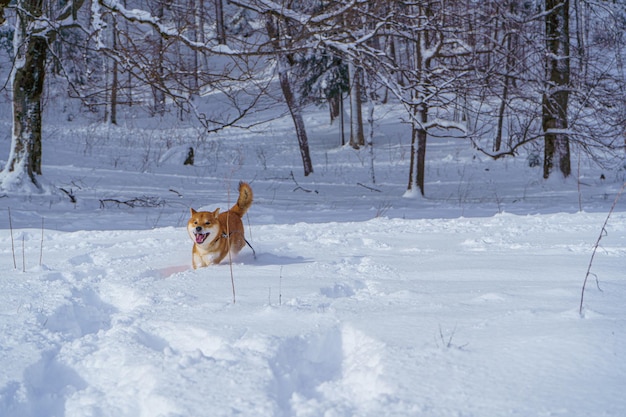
[187,182,253,268]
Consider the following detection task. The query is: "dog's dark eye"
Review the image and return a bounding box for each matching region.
[205,222,211,225]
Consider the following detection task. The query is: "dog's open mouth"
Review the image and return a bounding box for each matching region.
[194,232,209,244]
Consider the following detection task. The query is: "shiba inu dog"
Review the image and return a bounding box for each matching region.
[187,182,253,269]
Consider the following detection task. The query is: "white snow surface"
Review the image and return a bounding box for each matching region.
[0,101,625,417]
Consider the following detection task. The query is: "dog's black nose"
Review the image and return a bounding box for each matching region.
[196,226,202,232]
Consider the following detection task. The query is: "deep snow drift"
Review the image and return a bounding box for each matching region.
[0,99,625,416]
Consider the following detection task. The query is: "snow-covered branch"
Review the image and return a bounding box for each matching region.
[96,0,240,55]
[229,0,364,28]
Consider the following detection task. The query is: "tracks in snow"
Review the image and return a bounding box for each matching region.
[1,226,398,416]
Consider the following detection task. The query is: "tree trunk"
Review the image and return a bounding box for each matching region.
[1,0,47,190]
[408,124,416,191]
[406,3,435,196]
[111,58,118,124]
[214,0,226,45]
[407,105,428,196]
[191,0,207,92]
[543,0,571,179]
[415,106,428,196]
[495,8,516,153]
[340,93,346,146]
[348,63,365,149]
[265,15,313,176]
[364,73,377,184]
[278,64,313,176]
[110,17,118,124]
[152,2,166,116]
[328,94,340,124]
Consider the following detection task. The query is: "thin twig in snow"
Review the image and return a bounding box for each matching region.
[8,208,16,269]
[357,182,381,192]
[39,217,44,266]
[579,182,626,316]
[290,171,316,193]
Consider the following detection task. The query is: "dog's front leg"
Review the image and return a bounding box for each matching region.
[192,251,207,269]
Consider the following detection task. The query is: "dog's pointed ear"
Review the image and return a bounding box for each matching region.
[212,208,220,217]
[190,208,197,215]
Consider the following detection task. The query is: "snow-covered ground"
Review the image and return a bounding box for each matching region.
[1,100,625,416]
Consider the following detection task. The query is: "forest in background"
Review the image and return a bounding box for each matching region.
[0,0,625,194]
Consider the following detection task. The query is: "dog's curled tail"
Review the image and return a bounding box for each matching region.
[230,181,253,217]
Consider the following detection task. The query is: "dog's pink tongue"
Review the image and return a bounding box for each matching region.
[196,233,206,243]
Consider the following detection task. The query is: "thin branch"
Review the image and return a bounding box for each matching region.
[59,187,77,203]
[21,235,25,273]
[8,208,16,269]
[99,197,165,208]
[97,0,248,56]
[290,171,316,193]
[470,133,544,160]
[39,217,44,266]
[579,182,626,316]
[357,182,381,192]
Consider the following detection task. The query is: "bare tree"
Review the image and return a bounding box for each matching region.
[0,0,280,191]
[3,0,622,194]
[0,0,55,190]
[405,2,443,196]
[265,12,313,176]
[229,0,470,193]
[567,0,626,164]
[1,0,86,189]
